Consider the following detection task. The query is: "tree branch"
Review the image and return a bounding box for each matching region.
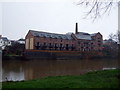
[77,0,115,21]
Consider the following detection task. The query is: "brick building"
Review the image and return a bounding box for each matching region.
[25,23,103,51]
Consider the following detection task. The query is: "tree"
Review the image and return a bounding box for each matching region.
[117,30,120,44]
[108,33,116,41]
[4,42,25,56]
[107,30,120,44]
[77,0,117,20]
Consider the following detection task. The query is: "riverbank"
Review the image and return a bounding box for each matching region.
[2,55,117,60]
[2,55,27,60]
[2,69,120,88]
[2,52,118,60]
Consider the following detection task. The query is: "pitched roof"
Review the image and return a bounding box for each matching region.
[90,33,98,36]
[1,37,8,41]
[18,39,25,41]
[103,39,116,43]
[75,32,92,40]
[28,30,101,41]
[29,30,73,40]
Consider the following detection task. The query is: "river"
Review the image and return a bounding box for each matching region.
[1,59,119,82]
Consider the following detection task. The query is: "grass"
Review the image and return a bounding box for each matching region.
[2,69,120,88]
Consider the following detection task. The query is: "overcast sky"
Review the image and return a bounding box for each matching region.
[0,1,118,40]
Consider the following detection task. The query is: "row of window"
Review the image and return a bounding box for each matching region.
[36,42,74,47]
[36,38,74,43]
[79,44,101,47]
[36,42,101,48]
[79,48,91,51]
[35,45,75,51]
[78,41,101,45]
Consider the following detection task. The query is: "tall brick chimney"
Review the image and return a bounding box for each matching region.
[75,22,78,34]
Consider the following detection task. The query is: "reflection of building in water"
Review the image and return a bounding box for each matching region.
[24,68,33,80]
[2,59,118,81]
[23,59,109,80]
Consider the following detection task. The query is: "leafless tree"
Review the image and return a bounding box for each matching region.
[77,0,117,21]
[108,33,116,41]
[108,30,120,44]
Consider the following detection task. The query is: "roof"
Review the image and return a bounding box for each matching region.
[28,30,101,41]
[103,39,116,44]
[75,32,92,40]
[29,30,73,40]
[90,33,97,36]
[1,37,8,41]
[18,39,25,41]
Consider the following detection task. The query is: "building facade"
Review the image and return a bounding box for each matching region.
[25,23,103,51]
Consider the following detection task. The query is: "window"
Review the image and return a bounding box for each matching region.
[49,43,51,46]
[66,44,69,50]
[49,43,52,47]
[36,42,40,46]
[43,42,46,46]
[98,40,101,43]
[36,42,40,50]
[66,44,69,47]
[60,44,63,50]
[60,44,62,47]
[55,43,57,46]
[98,44,101,47]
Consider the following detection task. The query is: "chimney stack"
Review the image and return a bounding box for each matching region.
[75,22,78,34]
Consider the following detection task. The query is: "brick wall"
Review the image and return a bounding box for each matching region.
[25,31,103,51]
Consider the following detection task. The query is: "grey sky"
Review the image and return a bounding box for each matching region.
[0,1,118,40]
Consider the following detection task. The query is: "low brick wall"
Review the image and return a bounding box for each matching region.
[24,50,103,60]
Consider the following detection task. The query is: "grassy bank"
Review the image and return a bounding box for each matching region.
[2,69,120,88]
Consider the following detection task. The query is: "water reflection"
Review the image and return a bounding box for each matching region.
[2,59,119,82]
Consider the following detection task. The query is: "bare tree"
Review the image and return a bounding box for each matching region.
[108,30,120,44]
[77,0,117,21]
[108,33,116,41]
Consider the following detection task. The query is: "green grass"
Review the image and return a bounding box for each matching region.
[2,69,120,88]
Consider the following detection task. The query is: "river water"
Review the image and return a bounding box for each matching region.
[1,59,119,82]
